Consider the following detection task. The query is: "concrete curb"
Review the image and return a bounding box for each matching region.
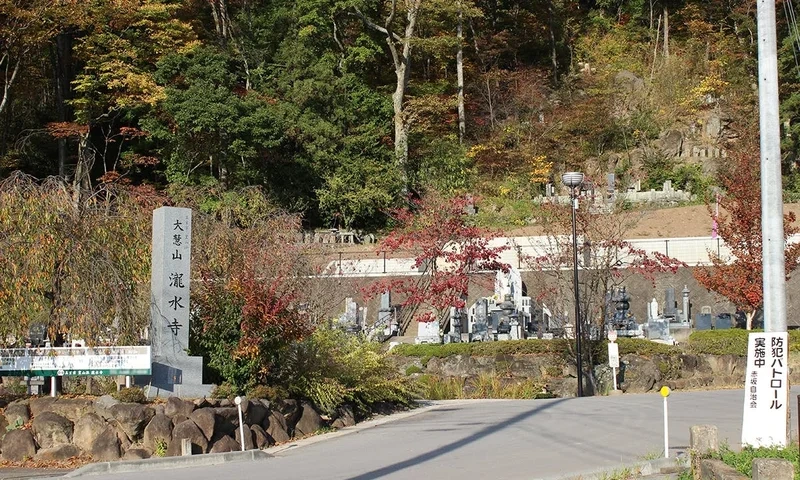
[61,450,271,477]
[34,401,447,478]
[535,456,687,480]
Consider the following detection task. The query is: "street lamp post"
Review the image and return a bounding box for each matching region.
[562,171,584,397]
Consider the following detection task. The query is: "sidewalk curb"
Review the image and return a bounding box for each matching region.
[61,450,271,478]
[535,456,687,480]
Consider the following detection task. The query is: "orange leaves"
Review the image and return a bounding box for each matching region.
[45,122,89,139]
[693,140,800,319]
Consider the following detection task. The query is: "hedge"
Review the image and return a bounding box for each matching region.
[390,330,800,359]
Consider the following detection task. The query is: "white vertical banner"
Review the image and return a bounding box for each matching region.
[741,332,789,447]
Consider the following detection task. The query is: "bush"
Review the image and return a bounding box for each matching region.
[687,330,750,356]
[276,326,416,415]
[404,365,423,376]
[712,443,799,479]
[210,382,238,399]
[391,339,573,359]
[111,387,147,404]
[246,384,287,402]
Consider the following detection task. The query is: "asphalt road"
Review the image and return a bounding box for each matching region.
[71,388,800,480]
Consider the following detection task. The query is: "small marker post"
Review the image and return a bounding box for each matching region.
[660,386,671,458]
[235,396,245,451]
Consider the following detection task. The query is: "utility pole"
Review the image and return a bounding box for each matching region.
[757,0,787,333]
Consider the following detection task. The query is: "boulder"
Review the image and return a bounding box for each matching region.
[28,397,57,417]
[193,398,213,409]
[91,426,121,461]
[278,399,302,431]
[152,404,165,417]
[264,410,290,444]
[189,408,216,441]
[34,444,81,462]
[0,413,7,442]
[32,411,73,449]
[94,395,120,420]
[5,403,30,427]
[251,424,271,448]
[73,413,108,452]
[619,355,661,393]
[2,429,36,461]
[172,414,189,427]
[124,448,151,460]
[143,413,173,452]
[51,398,94,423]
[209,435,239,453]
[167,420,207,456]
[293,402,325,437]
[213,407,239,436]
[244,401,268,426]
[234,424,255,450]
[331,405,355,429]
[107,403,154,441]
[111,421,132,451]
[165,397,195,418]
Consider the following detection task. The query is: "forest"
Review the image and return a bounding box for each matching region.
[2,0,798,231]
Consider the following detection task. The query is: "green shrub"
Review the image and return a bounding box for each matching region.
[415,375,463,400]
[712,443,799,479]
[391,339,572,359]
[111,387,147,404]
[154,439,168,457]
[210,382,239,399]
[404,365,423,376]
[277,326,416,415]
[686,330,750,356]
[246,384,287,402]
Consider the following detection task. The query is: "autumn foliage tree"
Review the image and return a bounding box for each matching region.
[694,145,800,330]
[526,194,684,393]
[188,188,320,391]
[364,193,509,334]
[0,172,158,345]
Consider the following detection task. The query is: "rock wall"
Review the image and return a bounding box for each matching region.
[0,395,356,462]
[396,352,800,398]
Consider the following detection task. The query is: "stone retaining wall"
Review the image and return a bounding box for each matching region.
[0,395,355,462]
[395,352,800,397]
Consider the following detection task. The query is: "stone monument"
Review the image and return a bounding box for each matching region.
[148,206,212,398]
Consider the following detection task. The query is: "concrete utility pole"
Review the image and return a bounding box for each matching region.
[757,0,787,332]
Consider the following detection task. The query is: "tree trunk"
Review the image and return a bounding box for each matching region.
[72,132,93,211]
[53,33,74,178]
[456,6,466,144]
[746,310,755,330]
[548,2,559,85]
[663,4,669,59]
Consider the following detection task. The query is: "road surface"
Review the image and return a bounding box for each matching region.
[71,388,799,480]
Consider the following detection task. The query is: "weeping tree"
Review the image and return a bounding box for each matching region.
[0,172,158,346]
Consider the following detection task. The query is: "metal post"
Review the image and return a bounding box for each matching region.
[383,251,387,274]
[663,394,669,458]
[50,376,57,397]
[571,190,583,398]
[757,0,787,332]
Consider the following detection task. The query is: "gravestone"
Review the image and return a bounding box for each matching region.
[414,319,440,344]
[148,207,212,398]
[695,313,712,331]
[714,314,733,330]
[471,299,490,342]
[663,287,677,318]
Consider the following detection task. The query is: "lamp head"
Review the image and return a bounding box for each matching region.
[561,172,584,188]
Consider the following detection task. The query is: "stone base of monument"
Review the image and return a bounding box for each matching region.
[141,355,213,399]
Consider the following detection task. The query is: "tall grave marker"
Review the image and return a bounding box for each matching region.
[149,207,211,398]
